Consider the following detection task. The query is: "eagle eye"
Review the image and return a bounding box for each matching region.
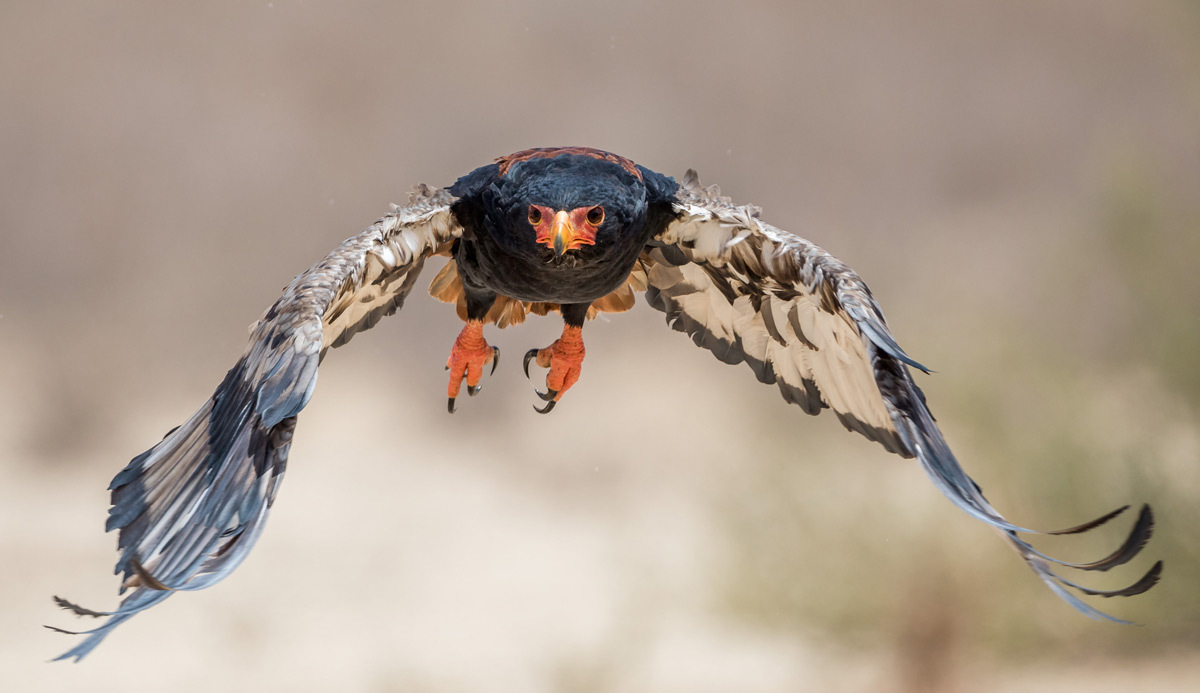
[527,206,542,225]
[586,205,605,226]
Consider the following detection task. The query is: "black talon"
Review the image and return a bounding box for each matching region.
[523,348,540,379]
[534,400,557,414]
[467,384,480,397]
[447,397,456,414]
[490,346,501,376]
[536,387,558,402]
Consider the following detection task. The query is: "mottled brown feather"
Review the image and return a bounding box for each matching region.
[427,257,643,326]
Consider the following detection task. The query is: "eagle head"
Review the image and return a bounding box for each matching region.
[482,148,650,266]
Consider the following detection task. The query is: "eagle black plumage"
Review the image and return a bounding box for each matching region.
[50,147,1161,661]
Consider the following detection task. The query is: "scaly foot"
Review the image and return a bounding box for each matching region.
[522,325,585,414]
[445,320,499,413]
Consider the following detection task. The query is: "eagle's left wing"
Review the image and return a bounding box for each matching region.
[49,185,461,661]
[641,170,1160,621]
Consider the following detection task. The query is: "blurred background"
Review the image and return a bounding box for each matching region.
[2,1,1198,691]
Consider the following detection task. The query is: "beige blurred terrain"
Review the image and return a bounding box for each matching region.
[3,1,1199,691]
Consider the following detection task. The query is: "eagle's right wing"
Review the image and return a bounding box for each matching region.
[50,184,461,661]
[640,170,1160,622]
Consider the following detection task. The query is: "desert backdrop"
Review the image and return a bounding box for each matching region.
[2,1,1198,691]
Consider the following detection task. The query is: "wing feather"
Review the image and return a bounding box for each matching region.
[50,185,461,661]
[644,169,1158,621]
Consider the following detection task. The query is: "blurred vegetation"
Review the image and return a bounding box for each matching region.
[1095,164,1200,408]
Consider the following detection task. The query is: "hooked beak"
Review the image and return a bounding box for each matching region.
[531,205,599,258]
[549,210,574,258]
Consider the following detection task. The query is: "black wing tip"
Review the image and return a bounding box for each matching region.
[52,595,109,618]
[1030,503,1161,620]
[45,628,90,663]
[1047,503,1135,536]
[1059,559,1163,604]
[1035,503,1155,573]
[47,597,111,662]
[1103,559,1163,599]
[44,624,81,635]
[1083,504,1155,572]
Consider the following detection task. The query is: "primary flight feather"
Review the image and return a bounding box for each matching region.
[50,147,1160,661]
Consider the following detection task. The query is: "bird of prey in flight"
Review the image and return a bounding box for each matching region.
[50,147,1161,661]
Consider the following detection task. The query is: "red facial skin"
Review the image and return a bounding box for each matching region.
[527,204,603,255]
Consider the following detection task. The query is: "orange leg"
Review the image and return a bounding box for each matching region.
[522,324,585,414]
[445,319,498,413]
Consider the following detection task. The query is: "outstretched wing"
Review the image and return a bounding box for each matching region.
[49,185,462,661]
[642,170,1160,620]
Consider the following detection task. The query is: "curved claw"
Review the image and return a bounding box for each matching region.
[523,348,539,379]
[536,387,558,402]
[533,399,557,414]
[446,323,498,412]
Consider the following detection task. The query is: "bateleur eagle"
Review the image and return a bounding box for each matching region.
[49,147,1161,661]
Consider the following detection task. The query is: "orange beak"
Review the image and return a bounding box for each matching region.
[533,206,598,257]
[550,211,574,257]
